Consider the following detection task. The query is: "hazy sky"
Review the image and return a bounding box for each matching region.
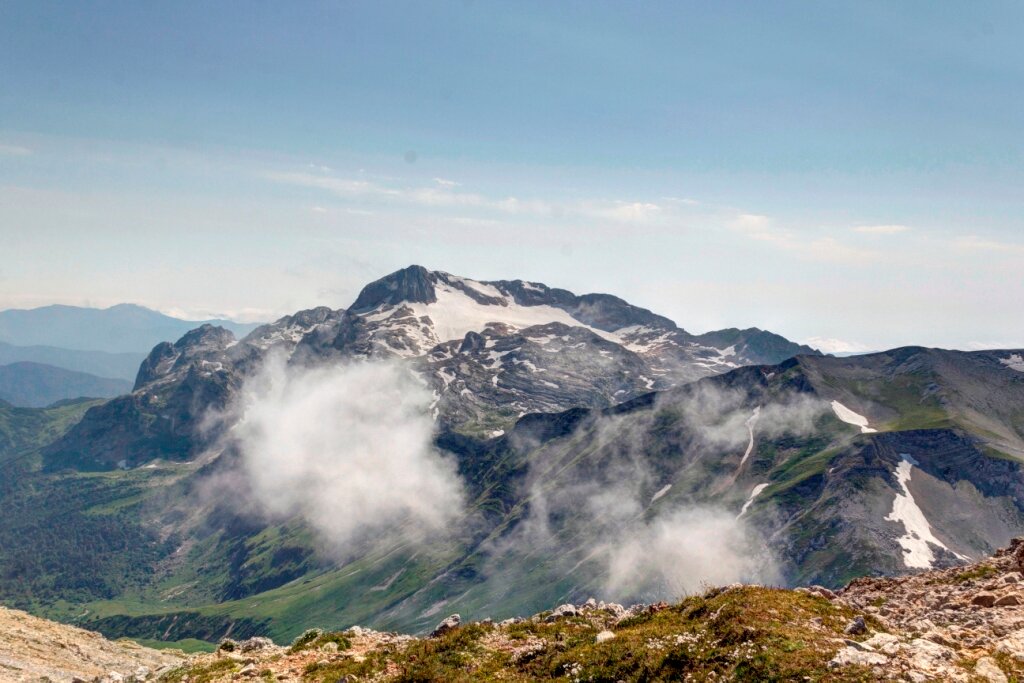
[1,1,1022,352]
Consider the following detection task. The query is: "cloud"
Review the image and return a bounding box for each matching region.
[264,169,664,224]
[953,235,1024,254]
[729,213,879,264]
[963,341,1024,351]
[0,143,32,157]
[853,224,910,234]
[225,355,465,552]
[801,336,874,354]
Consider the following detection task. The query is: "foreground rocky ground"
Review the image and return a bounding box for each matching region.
[14,541,1024,681]
[0,605,183,682]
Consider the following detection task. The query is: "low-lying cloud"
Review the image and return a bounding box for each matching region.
[227,354,464,552]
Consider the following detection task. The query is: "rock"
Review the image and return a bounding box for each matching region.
[808,585,837,600]
[218,638,238,652]
[546,604,578,621]
[975,656,1009,683]
[1014,538,1024,573]
[237,636,276,652]
[602,602,625,617]
[843,638,875,651]
[829,647,888,668]
[584,598,597,609]
[134,666,151,679]
[862,633,901,655]
[1004,572,1022,584]
[844,615,867,635]
[974,592,998,607]
[922,630,956,648]
[431,614,461,638]
[239,663,257,677]
[995,593,1022,607]
[321,641,338,653]
[996,629,1024,660]
[594,630,615,643]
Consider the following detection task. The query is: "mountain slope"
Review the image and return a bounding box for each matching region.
[0,361,131,407]
[12,267,1024,650]
[0,303,260,353]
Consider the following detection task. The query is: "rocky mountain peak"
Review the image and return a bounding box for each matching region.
[349,265,437,312]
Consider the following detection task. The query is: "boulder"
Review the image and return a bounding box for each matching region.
[595,630,615,643]
[431,614,461,638]
[995,593,1022,607]
[844,615,867,635]
[975,656,1009,683]
[973,592,998,607]
[546,604,578,621]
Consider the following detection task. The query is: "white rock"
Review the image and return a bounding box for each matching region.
[976,656,1009,683]
[595,630,615,643]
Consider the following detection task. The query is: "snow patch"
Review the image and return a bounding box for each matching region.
[885,454,968,568]
[737,407,761,468]
[650,484,672,503]
[738,483,769,518]
[831,400,877,433]
[404,282,621,345]
[1001,354,1024,372]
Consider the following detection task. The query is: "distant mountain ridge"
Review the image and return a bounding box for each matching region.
[0,362,132,408]
[0,303,261,354]
[0,341,144,381]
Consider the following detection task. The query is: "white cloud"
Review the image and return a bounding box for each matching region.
[227,356,465,552]
[730,213,878,264]
[963,341,1024,351]
[853,224,911,234]
[953,235,1024,254]
[801,336,874,354]
[265,169,665,224]
[0,143,32,157]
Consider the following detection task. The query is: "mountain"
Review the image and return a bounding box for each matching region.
[0,361,132,407]
[47,266,816,469]
[0,303,261,354]
[9,266,1024,651]
[0,341,145,380]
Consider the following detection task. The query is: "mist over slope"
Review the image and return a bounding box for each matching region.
[1,266,1022,649]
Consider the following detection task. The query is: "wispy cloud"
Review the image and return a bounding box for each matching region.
[730,213,878,264]
[0,143,32,157]
[953,235,1024,254]
[801,336,874,354]
[853,224,910,234]
[264,169,664,224]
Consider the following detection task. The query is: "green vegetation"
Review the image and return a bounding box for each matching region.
[180,587,875,682]
[129,637,217,653]
[953,564,999,584]
[0,397,102,462]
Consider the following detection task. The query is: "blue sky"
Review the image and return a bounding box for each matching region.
[1,1,1022,350]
